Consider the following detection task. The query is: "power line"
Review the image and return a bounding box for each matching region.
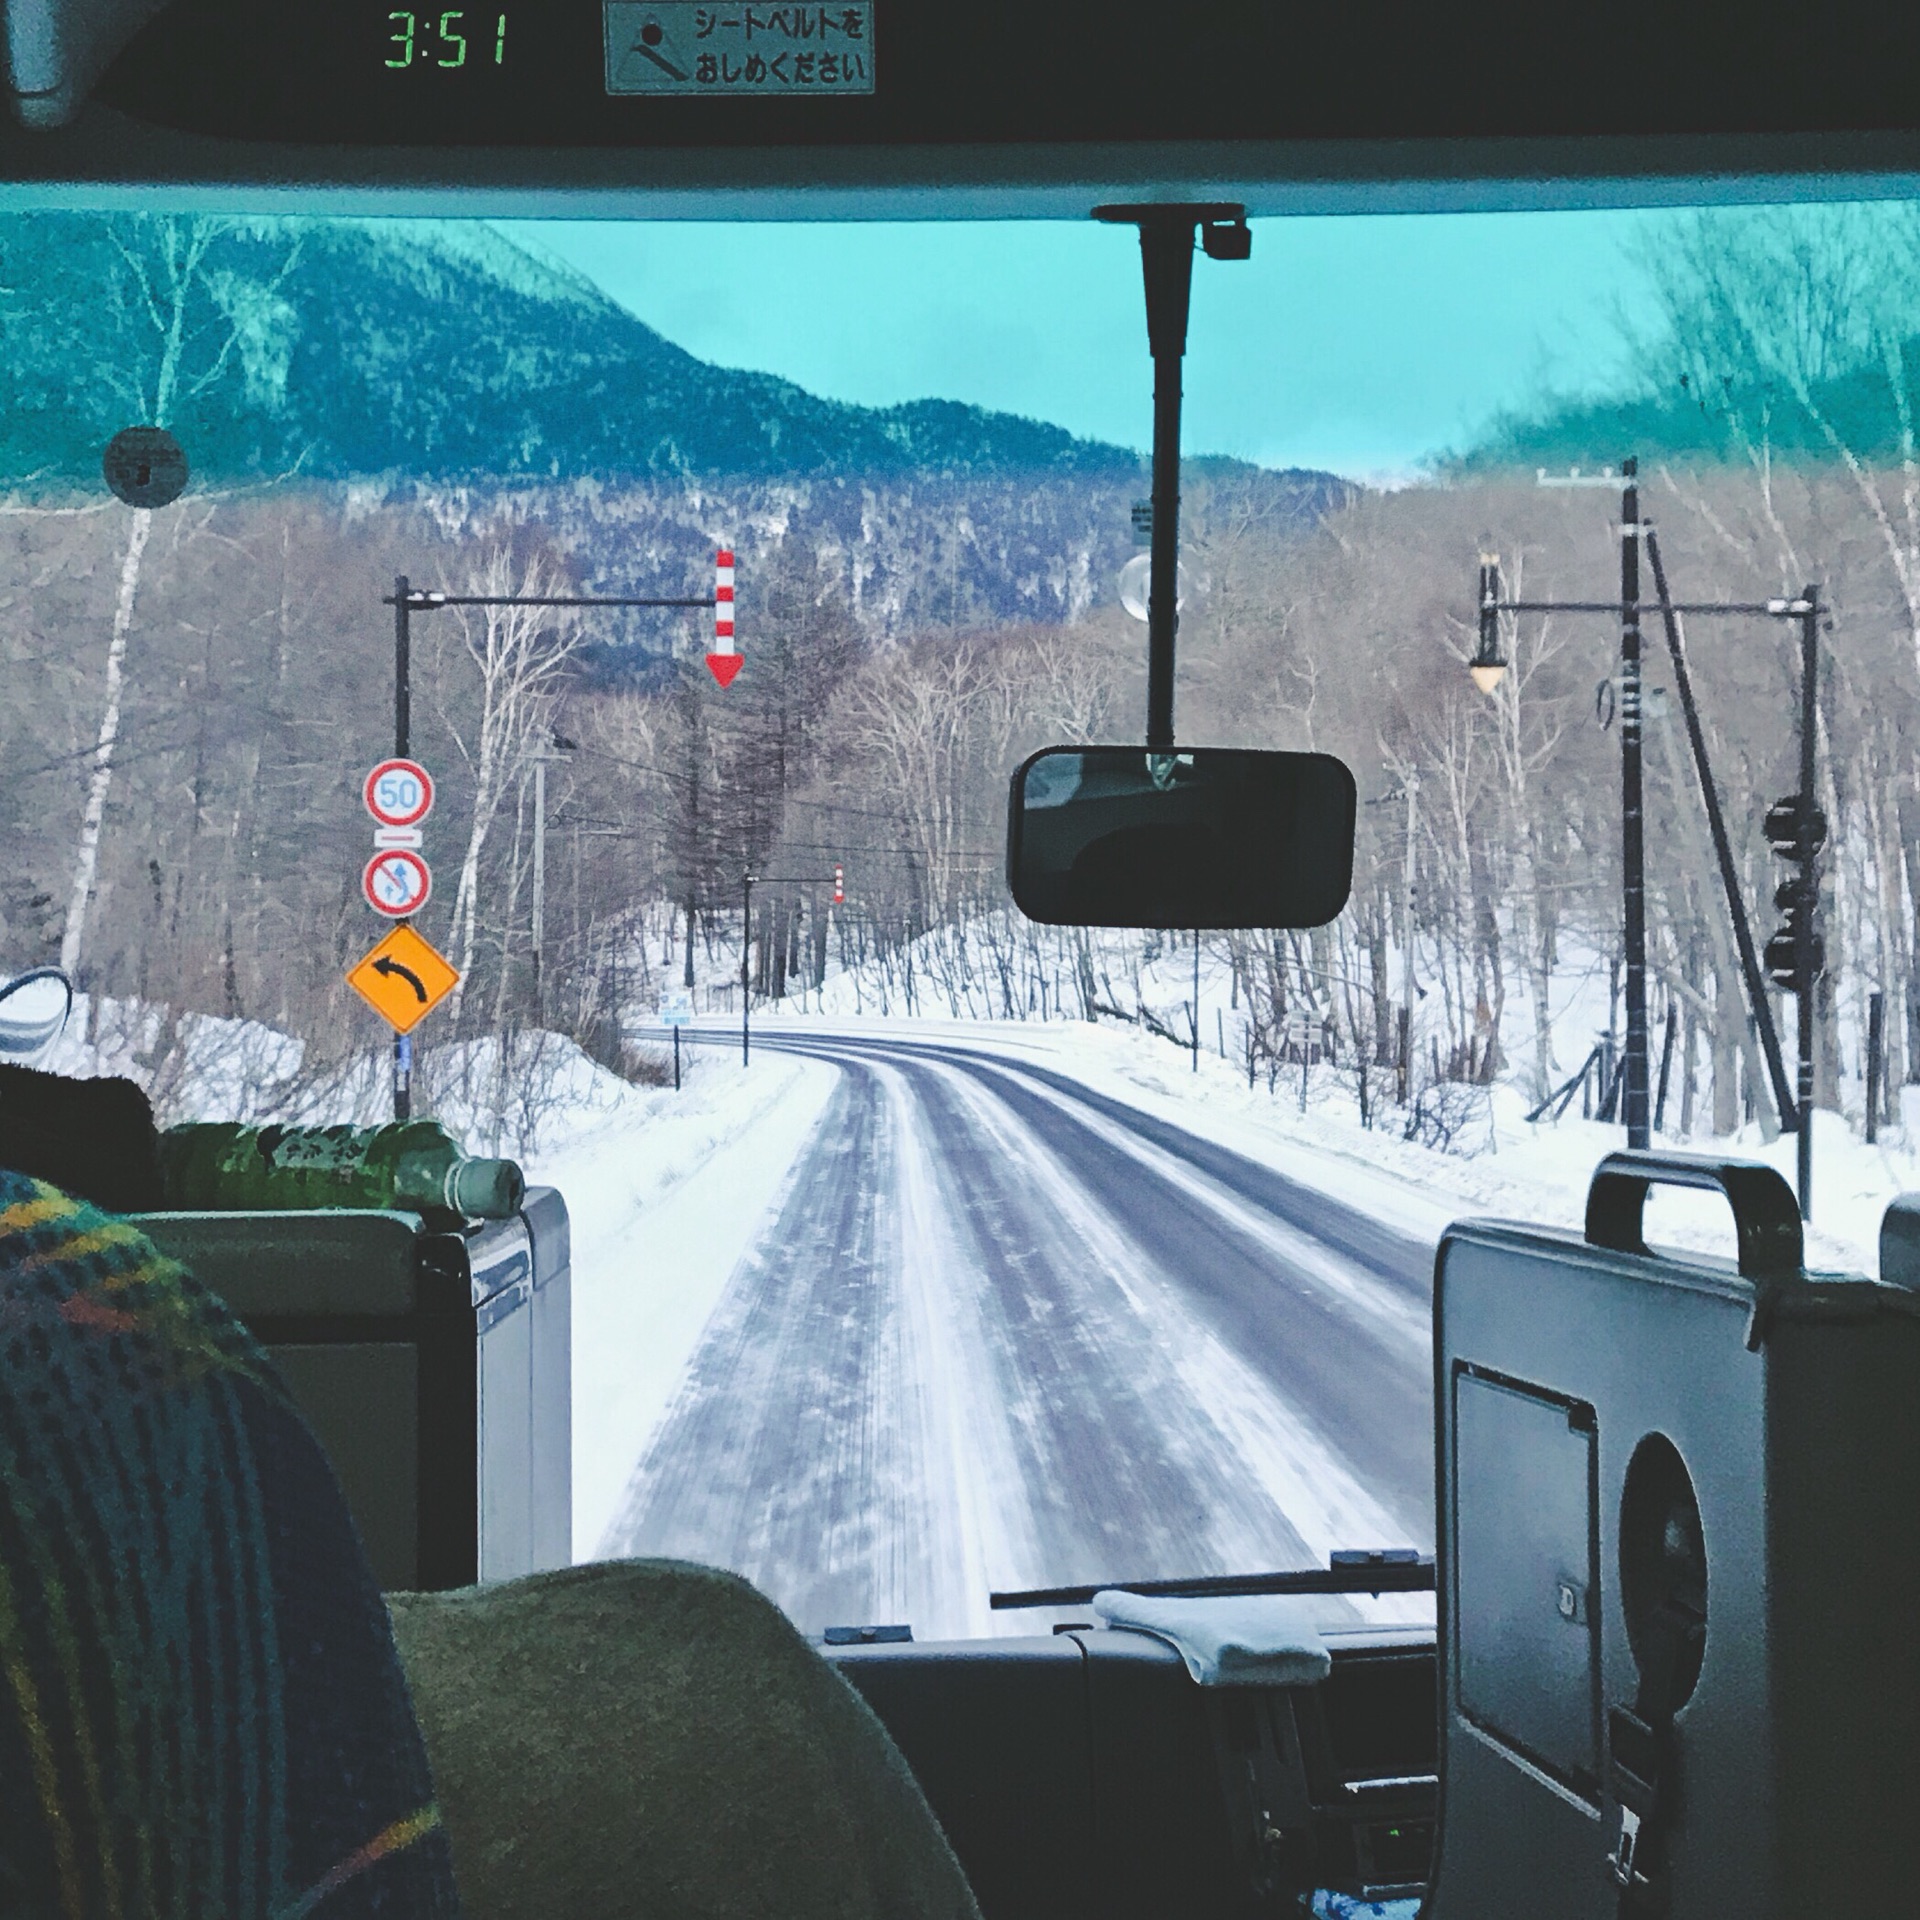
[563,737,985,834]
[6,729,199,783]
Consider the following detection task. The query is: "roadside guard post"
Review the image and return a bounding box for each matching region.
[663,992,692,1089]
[1427,1150,1920,1919]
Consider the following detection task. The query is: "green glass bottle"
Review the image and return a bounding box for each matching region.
[158,1120,525,1221]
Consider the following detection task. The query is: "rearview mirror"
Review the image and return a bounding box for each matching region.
[1006,746,1356,929]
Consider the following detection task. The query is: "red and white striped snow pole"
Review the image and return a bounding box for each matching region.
[706,548,742,687]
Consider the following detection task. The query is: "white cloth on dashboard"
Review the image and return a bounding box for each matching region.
[1090,1590,1332,1687]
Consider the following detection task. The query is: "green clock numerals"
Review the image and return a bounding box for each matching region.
[384,8,504,70]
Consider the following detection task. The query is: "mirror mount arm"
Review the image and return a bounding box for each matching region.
[1142,217,1191,751]
[1094,203,1248,751]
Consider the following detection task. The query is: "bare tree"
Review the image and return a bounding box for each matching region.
[431,543,587,1021]
[59,216,302,978]
[1639,206,1920,670]
[1467,543,1574,1102]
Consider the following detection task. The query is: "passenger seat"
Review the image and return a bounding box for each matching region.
[0,1168,461,1915]
[389,1559,983,1920]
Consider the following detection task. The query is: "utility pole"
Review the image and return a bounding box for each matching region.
[1401,774,1418,1103]
[1642,529,1798,1134]
[1619,459,1650,1149]
[741,873,753,1064]
[528,734,574,1027]
[532,752,547,1024]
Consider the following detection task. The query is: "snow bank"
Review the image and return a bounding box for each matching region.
[551,1050,839,1560]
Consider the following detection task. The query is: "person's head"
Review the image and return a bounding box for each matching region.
[0,967,72,1067]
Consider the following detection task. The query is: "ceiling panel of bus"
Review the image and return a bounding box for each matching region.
[6,0,1920,216]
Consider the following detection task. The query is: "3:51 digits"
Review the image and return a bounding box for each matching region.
[386,11,508,68]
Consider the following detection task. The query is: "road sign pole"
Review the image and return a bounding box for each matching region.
[378,567,715,1113]
[393,575,411,1118]
[394,573,411,760]
[738,871,836,1062]
[674,1024,681,1091]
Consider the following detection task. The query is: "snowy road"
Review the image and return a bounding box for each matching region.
[599,1032,1436,1639]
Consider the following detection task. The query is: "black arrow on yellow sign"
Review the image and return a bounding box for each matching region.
[373,956,429,1003]
[348,925,459,1035]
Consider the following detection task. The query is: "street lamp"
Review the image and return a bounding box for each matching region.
[1470,554,1510,694]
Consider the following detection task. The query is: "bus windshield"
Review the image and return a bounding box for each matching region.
[5,202,1914,1637]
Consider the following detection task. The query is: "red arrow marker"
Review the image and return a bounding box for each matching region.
[706,547,742,686]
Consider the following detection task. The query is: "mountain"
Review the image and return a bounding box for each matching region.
[0,213,1144,484]
[0,213,1349,635]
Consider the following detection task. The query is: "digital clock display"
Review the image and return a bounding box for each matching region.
[385,11,508,69]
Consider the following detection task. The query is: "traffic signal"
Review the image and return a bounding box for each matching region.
[833,864,845,906]
[1763,797,1827,858]
[1762,797,1826,990]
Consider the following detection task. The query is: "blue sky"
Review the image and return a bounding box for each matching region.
[499,212,1667,482]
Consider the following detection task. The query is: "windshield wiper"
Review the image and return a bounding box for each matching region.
[989,1548,1433,1610]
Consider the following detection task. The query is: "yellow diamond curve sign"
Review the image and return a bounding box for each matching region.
[347,924,460,1035]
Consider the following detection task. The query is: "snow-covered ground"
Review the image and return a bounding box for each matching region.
[591,1026,1437,1637]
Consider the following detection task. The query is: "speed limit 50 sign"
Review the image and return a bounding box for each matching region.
[364,758,435,828]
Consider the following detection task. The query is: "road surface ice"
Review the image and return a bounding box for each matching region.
[594,1032,1435,1640]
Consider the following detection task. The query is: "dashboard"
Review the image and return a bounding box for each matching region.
[828,1627,1439,1918]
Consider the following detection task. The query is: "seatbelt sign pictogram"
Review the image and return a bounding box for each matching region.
[347,924,461,1035]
